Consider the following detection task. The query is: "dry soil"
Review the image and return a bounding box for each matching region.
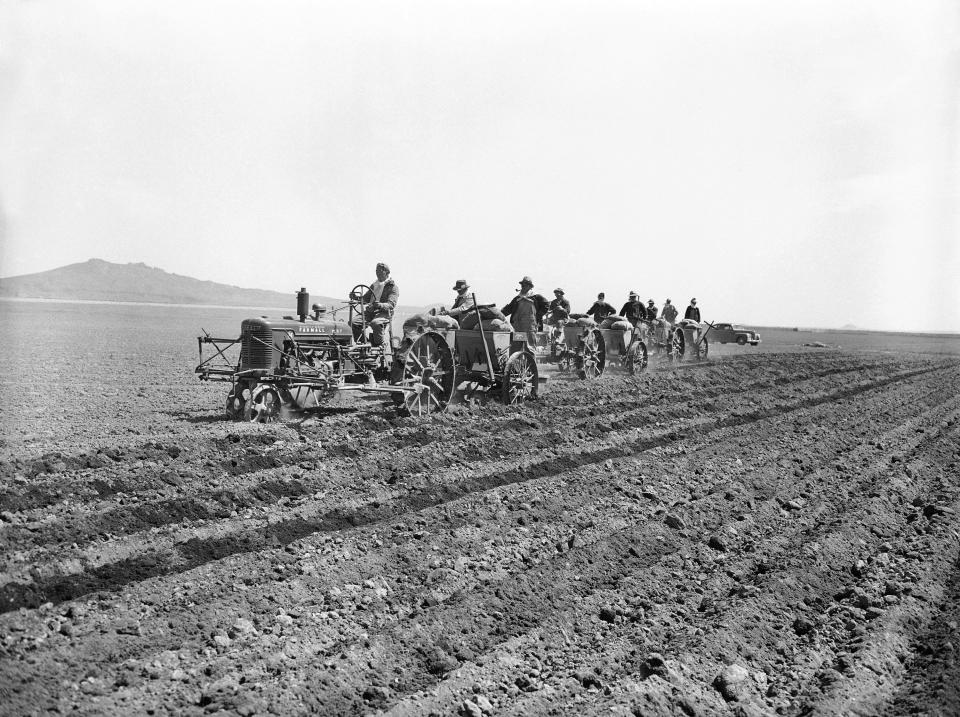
[1,302,959,716]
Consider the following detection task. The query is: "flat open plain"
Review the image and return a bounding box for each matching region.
[1,300,960,716]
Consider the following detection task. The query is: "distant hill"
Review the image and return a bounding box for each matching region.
[0,259,339,309]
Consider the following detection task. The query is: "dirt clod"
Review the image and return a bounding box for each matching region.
[714,663,751,701]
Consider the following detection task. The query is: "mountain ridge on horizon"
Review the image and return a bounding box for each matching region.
[6,260,950,335]
[0,258,354,310]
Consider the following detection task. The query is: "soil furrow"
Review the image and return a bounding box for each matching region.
[0,363,947,612]
[0,355,943,517]
[52,375,956,716]
[4,359,948,551]
[4,346,960,716]
[375,397,959,716]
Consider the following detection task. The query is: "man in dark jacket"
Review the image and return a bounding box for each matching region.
[684,298,701,322]
[586,293,617,323]
[646,299,659,320]
[548,288,571,325]
[352,262,399,346]
[619,292,646,327]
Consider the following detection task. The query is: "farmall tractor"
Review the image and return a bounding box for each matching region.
[195,287,538,421]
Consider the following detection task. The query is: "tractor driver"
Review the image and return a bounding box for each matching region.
[352,262,399,346]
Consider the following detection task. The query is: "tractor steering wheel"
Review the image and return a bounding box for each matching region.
[349,284,372,307]
[349,284,372,332]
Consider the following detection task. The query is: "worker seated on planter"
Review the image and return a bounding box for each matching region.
[439,279,476,322]
[351,262,398,347]
[619,292,646,328]
[547,288,571,325]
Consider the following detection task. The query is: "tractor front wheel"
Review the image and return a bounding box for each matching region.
[576,329,606,379]
[244,384,282,423]
[625,340,648,375]
[670,329,685,362]
[696,337,709,361]
[225,384,251,420]
[502,351,538,404]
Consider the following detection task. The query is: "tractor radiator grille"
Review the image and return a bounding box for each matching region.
[240,322,274,370]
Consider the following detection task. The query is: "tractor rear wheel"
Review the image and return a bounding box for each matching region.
[391,332,455,417]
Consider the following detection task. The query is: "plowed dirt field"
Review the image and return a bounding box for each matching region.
[2,301,960,716]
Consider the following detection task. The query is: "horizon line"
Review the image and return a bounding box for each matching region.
[3,296,960,338]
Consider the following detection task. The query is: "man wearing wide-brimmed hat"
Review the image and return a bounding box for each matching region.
[684,297,701,322]
[548,287,571,325]
[619,292,646,327]
[501,276,549,347]
[646,298,659,321]
[440,279,475,320]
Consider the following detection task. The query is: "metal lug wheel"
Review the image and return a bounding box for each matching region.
[656,325,671,355]
[550,335,570,372]
[244,384,282,423]
[502,351,538,404]
[576,329,606,379]
[696,337,709,361]
[391,332,455,417]
[670,329,685,362]
[225,385,251,420]
[625,340,648,374]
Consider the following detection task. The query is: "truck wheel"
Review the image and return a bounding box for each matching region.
[736,335,747,346]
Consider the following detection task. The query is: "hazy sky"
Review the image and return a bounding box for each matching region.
[1,0,957,331]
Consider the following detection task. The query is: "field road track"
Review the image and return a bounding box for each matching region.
[1,350,959,716]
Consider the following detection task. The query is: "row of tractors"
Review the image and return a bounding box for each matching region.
[195,286,711,421]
